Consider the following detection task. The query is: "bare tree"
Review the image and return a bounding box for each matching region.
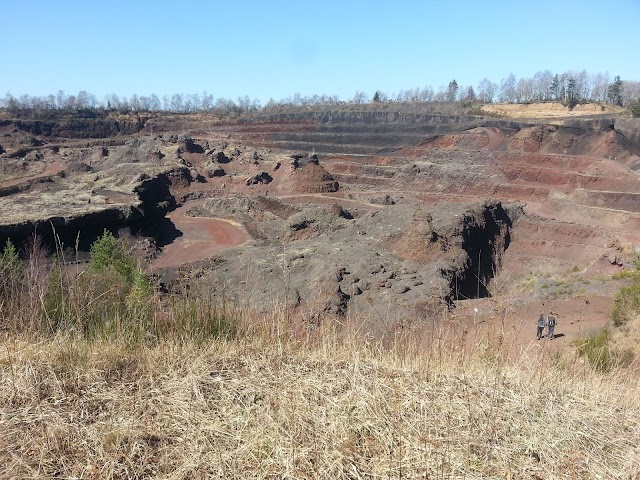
[129,94,140,111]
[477,78,498,103]
[622,81,640,106]
[419,86,434,102]
[76,90,94,109]
[352,91,369,104]
[575,69,591,101]
[170,94,183,112]
[500,74,517,102]
[532,70,553,101]
[201,91,214,111]
[591,72,610,102]
[139,96,151,111]
[515,78,534,102]
[56,90,66,109]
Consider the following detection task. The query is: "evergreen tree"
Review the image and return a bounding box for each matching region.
[608,76,624,106]
[89,229,136,282]
[446,80,459,102]
[567,78,579,109]
[373,91,381,102]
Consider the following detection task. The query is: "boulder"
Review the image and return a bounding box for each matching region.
[204,163,226,178]
[392,283,410,294]
[213,151,231,164]
[246,171,273,185]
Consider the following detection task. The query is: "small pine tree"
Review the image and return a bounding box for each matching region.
[89,229,135,281]
[608,76,624,107]
[0,239,22,305]
[631,100,640,118]
[446,80,459,102]
[567,78,579,109]
[373,91,381,102]
[1,240,20,271]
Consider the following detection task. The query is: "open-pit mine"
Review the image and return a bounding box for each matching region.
[2,105,639,349]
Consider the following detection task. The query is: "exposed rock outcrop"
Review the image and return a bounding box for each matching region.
[246,171,273,185]
[1,117,146,139]
[614,118,640,163]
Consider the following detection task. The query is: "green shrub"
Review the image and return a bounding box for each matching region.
[168,294,238,342]
[574,329,636,372]
[567,97,579,110]
[631,101,640,118]
[2,231,243,344]
[1,240,20,270]
[609,257,640,326]
[0,240,22,304]
[611,282,640,326]
[42,230,153,341]
[574,329,614,372]
[90,229,136,281]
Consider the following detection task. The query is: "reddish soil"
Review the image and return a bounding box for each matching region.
[0,159,65,188]
[151,200,250,269]
[453,294,614,357]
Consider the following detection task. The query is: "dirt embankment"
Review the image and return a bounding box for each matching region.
[0,114,146,139]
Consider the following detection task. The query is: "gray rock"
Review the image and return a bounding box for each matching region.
[204,163,226,178]
[392,284,410,294]
[246,171,273,185]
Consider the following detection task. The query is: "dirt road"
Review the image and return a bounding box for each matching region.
[151,201,250,269]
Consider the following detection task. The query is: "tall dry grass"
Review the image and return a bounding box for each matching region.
[1,239,640,478]
[2,313,640,478]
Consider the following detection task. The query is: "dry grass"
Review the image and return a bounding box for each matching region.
[1,240,640,478]
[481,102,625,119]
[1,321,640,479]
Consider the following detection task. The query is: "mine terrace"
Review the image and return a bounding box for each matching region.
[1,102,639,350]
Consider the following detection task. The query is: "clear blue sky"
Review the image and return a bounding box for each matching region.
[1,0,638,103]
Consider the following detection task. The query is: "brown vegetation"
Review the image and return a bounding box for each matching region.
[2,314,640,478]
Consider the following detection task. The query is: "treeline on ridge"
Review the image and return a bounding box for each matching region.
[2,69,639,116]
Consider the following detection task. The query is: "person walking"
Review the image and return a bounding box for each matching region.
[547,312,557,340]
[536,314,546,340]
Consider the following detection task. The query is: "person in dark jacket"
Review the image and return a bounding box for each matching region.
[536,314,546,340]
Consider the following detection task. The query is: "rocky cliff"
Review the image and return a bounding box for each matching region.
[0,116,146,139]
[614,118,640,165]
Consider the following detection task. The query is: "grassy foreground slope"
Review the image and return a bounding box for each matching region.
[1,323,640,479]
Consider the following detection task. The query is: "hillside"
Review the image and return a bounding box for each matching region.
[2,104,640,477]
